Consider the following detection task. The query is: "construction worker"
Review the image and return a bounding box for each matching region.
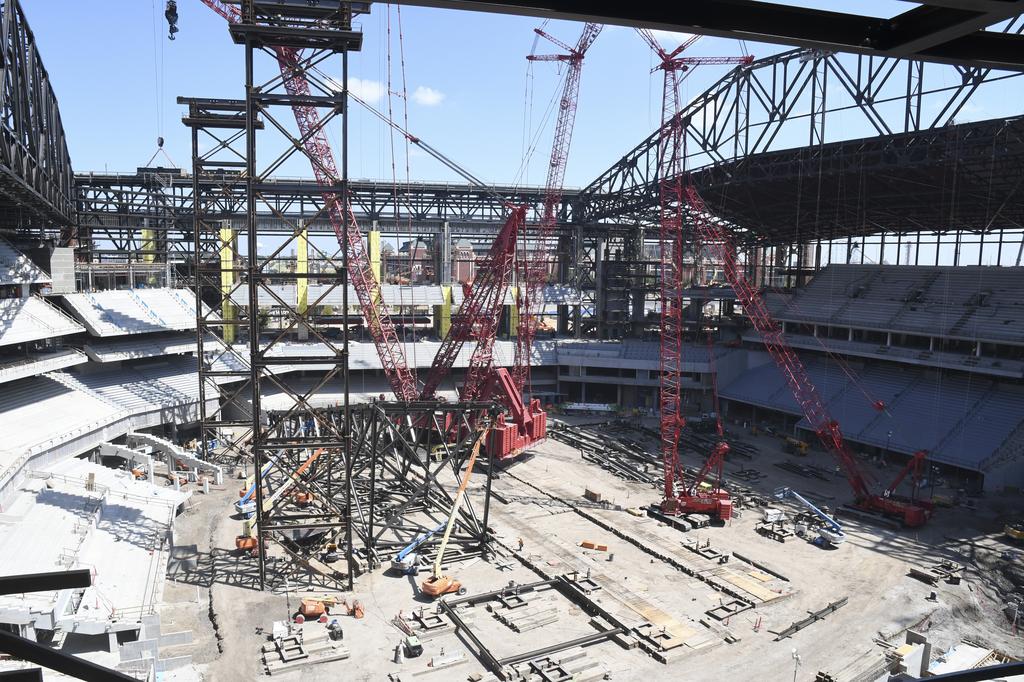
[517,537,524,552]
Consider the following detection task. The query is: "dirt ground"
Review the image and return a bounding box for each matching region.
[160,422,1024,681]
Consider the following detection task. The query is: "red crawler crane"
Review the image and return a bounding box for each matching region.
[513,22,603,394]
[637,28,752,517]
[421,22,602,459]
[200,0,419,401]
[420,207,526,402]
[683,185,933,527]
[418,206,545,459]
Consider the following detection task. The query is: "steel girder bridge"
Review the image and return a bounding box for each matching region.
[73,44,1024,250]
[64,44,1024,331]
[0,0,74,242]
[0,0,1017,270]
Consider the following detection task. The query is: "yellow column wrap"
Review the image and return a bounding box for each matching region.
[436,285,452,338]
[296,226,308,314]
[368,229,382,283]
[220,224,236,344]
[296,225,309,340]
[141,227,155,264]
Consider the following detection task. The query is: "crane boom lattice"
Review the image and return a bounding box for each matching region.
[513,22,603,393]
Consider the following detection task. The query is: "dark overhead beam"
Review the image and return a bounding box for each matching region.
[0,570,91,596]
[882,2,1024,55]
[898,1,1019,10]
[0,630,136,682]
[396,0,1024,70]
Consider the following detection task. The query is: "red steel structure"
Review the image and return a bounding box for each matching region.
[201,0,419,401]
[420,207,526,402]
[639,27,688,514]
[637,28,752,516]
[683,185,933,527]
[679,441,732,520]
[513,22,603,393]
[419,206,546,460]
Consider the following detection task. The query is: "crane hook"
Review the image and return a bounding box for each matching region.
[165,1,179,41]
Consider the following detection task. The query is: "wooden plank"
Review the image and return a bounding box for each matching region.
[723,573,780,602]
[636,605,698,641]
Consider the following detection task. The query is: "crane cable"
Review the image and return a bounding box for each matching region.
[396,5,419,362]
[151,0,164,141]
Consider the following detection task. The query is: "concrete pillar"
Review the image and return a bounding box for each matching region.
[438,222,451,284]
[557,304,569,335]
[848,327,854,342]
[887,331,892,347]
[594,239,606,338]
[628,226,646,339]
[108,631,119,653]
[508,286,519,338]
[573,225,585,339]
[976,341,982,357]
[20,624,36,642]
[774,246,787,288]
[220,222,236,344]
[296,221,309,341]
[749,246,762,289]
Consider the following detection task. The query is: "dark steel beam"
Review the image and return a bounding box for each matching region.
[882,3,1023,56]
[497,627,625,666]
[0,570,91,595]
[0,631,136,682]
[396,0,1024,70]
[0,670,43,681]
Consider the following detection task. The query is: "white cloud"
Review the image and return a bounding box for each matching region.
[326,76,386,104]
[411,85,445,107]
[649,30,701,51]
[689,96,717,131]
[348,77,386,104]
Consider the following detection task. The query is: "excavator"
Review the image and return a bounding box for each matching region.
[420,425,489,599]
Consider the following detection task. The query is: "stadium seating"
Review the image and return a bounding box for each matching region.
[0,376,124,465]
[0,296,85,347]
[61,289,204,337]
[0,237,49,284]
[770,264,1024,344]
[83,332,200,362]
[0,349,88,384]
[721,354,1024,470]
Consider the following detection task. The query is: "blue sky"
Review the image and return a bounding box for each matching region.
[23,2,1024,190]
